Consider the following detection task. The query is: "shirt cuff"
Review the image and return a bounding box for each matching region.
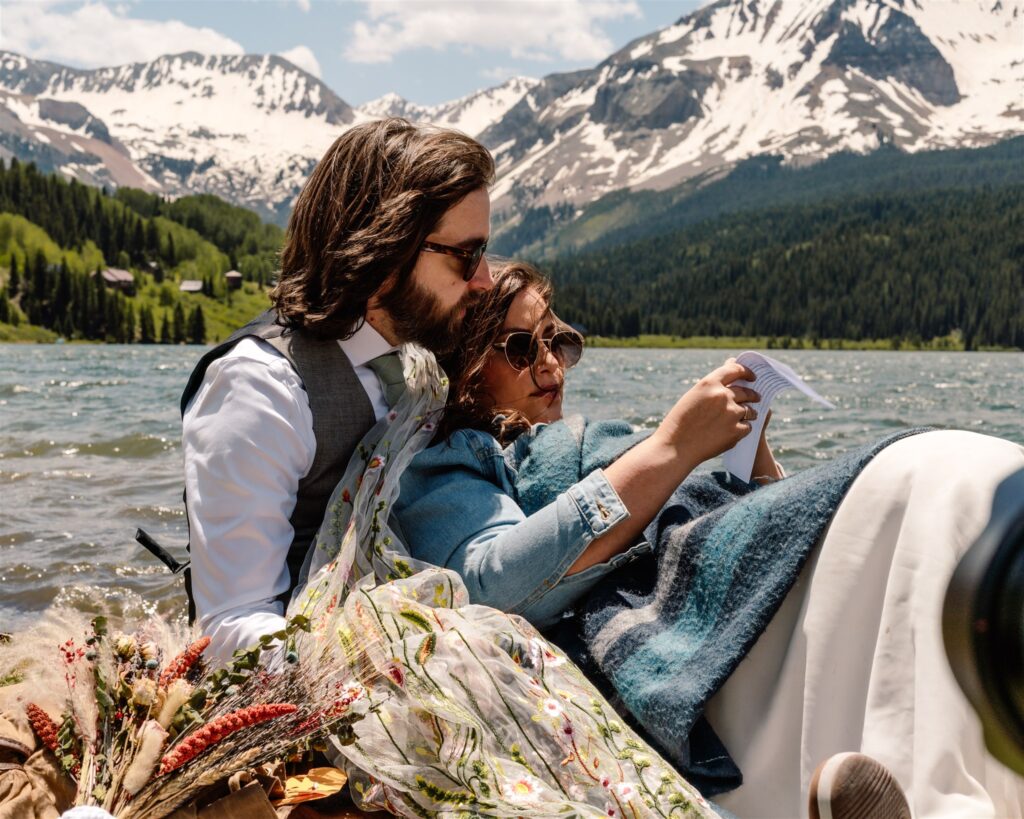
[566,468,630,537]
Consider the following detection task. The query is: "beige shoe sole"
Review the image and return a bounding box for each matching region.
[809,752,912,819]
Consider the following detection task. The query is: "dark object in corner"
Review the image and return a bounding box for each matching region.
[943,468,1024,775]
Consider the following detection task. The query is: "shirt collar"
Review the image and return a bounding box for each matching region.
[338,319,399,368]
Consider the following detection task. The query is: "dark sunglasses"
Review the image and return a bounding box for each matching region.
[421,239,488,282]
[493,329,585,372]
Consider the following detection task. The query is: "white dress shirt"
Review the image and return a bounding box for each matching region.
[181,321,398,666]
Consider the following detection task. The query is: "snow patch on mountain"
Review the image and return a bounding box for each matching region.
[0,0,1020,228]
[356,76,539,136]
[486,0,1024,214]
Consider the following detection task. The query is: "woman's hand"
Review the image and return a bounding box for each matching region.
[653,358,760,468]
[568,359,760,575]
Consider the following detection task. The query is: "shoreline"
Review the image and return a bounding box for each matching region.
[0,325,1019,353]
[587,334,1019,352]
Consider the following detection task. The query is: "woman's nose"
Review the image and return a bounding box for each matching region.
[469,255,493,291]
[535,340,561,373]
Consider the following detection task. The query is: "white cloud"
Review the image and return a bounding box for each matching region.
[295,0,312,10]
[276,45,322,78]
[480,65,520,82]
[343,0,641,65]
[1,2,244,68]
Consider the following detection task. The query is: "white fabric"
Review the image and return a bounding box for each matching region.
[182,323,397,666]
[705,430,1024,818]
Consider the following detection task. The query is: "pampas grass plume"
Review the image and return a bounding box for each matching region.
[122,720,168,795]
[155,679,192,729]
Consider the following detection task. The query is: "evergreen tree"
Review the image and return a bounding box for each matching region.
[7,255,19,297]
[121,301,136,343]
[53,258,72,329]
[172,301,187,344]
[160,310,172,344]
[131,219,145,263]
[0,291,9,323]
[188,304,206,344]
[139,304,156,343]
[145,219,160,256]
[93,265,108,339]
[32,249,47,300]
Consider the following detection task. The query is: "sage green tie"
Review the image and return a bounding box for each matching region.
[366,351,406,408]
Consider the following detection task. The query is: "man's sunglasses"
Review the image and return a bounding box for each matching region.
[421,239,488,282]
[492,329,585,372]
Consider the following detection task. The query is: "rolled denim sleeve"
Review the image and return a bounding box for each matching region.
[394,430,630,625]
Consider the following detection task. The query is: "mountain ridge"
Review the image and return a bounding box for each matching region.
[0,0,1020,227]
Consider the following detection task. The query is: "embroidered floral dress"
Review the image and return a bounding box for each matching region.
[289,347,717,818]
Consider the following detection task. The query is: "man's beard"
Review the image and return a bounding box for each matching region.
[379,274,481,355]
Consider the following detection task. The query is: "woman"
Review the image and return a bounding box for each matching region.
[394,264,783,630]
[391,262,1024,818]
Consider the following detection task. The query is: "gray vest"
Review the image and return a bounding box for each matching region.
[180,309,376,622]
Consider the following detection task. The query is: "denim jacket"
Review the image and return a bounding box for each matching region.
[392,428,652,629]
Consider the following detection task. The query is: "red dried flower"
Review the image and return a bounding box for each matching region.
[158,703,297,775]
[25,703,59,752]
[158,636,211,688]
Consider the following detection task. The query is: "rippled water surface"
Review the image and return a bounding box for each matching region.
[1,344,1021,631]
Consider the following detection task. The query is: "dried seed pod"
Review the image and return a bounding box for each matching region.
[131,678,157,708]
[25,703,59,751]
[158,636,210,688]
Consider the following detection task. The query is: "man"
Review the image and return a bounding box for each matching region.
[179,119,495,664]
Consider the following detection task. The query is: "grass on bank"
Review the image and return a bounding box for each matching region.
[1,324,1017,352]
[0,321,57,342]
[587,332,1018,352]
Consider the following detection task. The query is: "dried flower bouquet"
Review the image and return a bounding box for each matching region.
[21,613,372,819]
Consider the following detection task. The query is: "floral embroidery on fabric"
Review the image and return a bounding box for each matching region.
[289,346,716,817]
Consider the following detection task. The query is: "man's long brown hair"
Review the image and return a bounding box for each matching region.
[437,261,553,444]
[271,118,495,339]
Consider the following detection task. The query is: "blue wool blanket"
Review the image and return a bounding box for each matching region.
[508,416,924,793]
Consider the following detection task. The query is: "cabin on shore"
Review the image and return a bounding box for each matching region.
[179,280,203,294]
[92,267,136,296]
[225,270,243,290]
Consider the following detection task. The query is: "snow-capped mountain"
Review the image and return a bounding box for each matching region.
[485,0,1024,212]
[0,0,1021,226]
[0,49,536,223]
[358,77,539,138]
[0,51,357,222]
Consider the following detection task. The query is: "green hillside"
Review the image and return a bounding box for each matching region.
[547,184,1024,350]
[494,137,1024,259]
[2,144,1022,350]
[0,158,281,344]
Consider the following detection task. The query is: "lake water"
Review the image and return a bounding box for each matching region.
[1,344,1021,632]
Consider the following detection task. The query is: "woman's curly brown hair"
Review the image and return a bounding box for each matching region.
[437,261,553,445]
[271,118,495,339]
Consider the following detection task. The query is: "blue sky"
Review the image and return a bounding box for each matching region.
[3,1,704,106]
